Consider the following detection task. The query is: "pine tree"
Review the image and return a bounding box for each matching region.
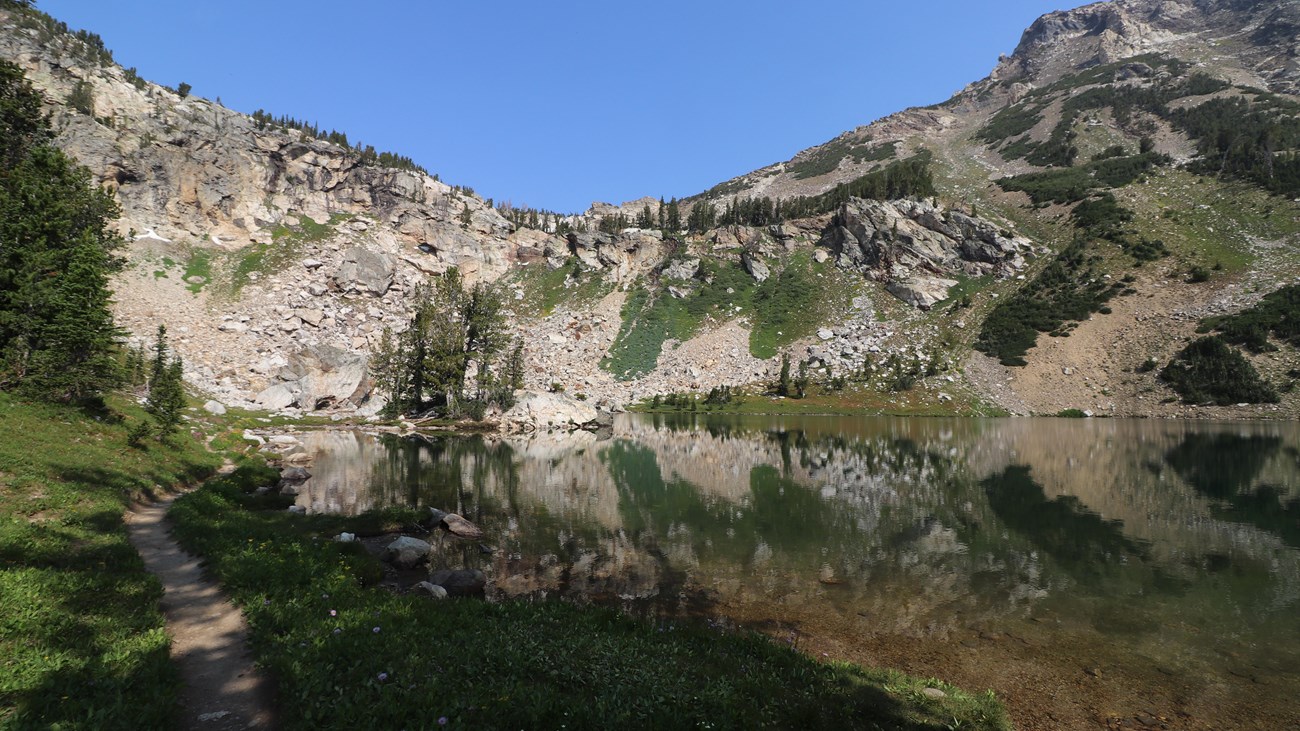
[145,326,186,439]
[0,61,125,402]
[664,198,682,234]
[777,351,791,397]
[506,340,525,391]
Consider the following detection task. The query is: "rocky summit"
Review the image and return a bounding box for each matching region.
[1,0,1298,418]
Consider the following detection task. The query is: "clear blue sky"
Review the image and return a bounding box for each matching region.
[40,0,1091,212]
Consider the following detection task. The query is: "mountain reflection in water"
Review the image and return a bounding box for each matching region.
[291,415,1300,729]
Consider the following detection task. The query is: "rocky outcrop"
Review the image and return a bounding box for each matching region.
[335,248,395,295]
[503,391,604,432]
[822,199,1029,309]
[254,344,371,411]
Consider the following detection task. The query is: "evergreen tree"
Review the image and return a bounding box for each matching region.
[0,61,125,402]
[144,326,186,439]
[505,340,525,391]
[374,268,509,416]
[635,204,654,229]
[664,197,682,234]
[794,359,810,399]
[777,351,791,397]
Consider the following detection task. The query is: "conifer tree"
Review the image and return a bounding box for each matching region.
[777,351,791,397]
[145,325,186,439]
[0,61,125,402]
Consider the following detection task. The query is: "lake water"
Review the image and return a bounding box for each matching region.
[290,416,1300,730]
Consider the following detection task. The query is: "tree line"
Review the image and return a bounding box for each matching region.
[250,109,431,177]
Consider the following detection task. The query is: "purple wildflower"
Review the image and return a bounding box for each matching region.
[438,718,448,726]
[373,626,381,633]
[333,628,341,635]
[377,672,389,682]
[329,609,337,617]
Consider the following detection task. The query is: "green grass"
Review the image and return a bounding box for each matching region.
[749,253,848,358]
[0,392,222,730]
[600,253,857,379]
[182,250,213,294]
[168,474,1012,730]
[227,214,350,296]
[602,260,757,380]
[506,258,613,318]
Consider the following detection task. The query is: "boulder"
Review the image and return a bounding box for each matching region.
[385,536,432,569]
[202,399,227,415]
[741,251,770,282]
[255,384,298,410]
[428,568,487,597]
[286,345,369,411]
[335,247,395,295]
[280,466,311,482]
[662,257,700,281]
[413,581,449,600]
[440,513,484,540]
[502,391,600,432]
[886,276,958,310]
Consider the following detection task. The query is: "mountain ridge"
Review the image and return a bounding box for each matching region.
[1,0,1297,419]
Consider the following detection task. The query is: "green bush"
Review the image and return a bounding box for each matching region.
[1159,336,1279,405]
[1199,283,1300,352]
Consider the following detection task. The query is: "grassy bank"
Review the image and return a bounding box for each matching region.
[0,393,220,730]
[169,469,1011,730]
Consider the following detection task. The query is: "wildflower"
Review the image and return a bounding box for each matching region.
[330,609,337,617]
[333,629,341,635]
[373,626,381,633]
[378,672,389,682]
[438,718,448,726]
[263,599,271,606]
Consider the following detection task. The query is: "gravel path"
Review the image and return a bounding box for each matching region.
[126,492,277,730]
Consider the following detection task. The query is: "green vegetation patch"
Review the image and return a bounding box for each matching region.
[1172,93,1300,197]
[168,470,1011,731]
[974,242,1124,366]
[602,261,756,380]
[183,249,213,294]
[749,253,836,358]
[1159,336,1279,405]
[227,213,348,295]
[0,392,220,729]
[716,154,937,230]
[789,136,898,180]
[997,151,1169,205]
[506,258,613,317]
[1199,284,1300,353]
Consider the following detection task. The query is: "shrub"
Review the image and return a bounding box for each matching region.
[1199,283,1300,352]
[1159,336,1278,405]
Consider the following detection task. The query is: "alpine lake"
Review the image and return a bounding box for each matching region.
[286,415,1300,731]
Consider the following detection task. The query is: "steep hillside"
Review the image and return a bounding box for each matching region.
[2,0,1298,418]
[683,0,1300,418]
